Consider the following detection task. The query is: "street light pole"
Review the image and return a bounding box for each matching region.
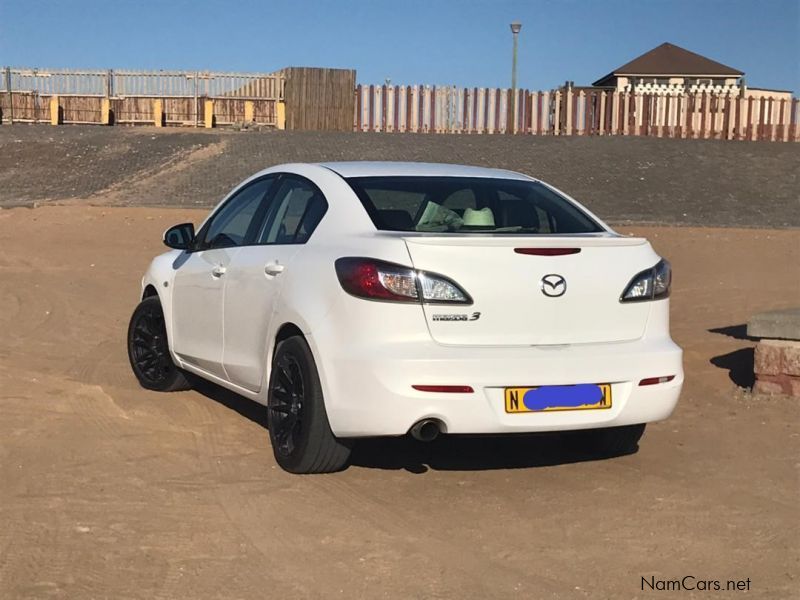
[510,21,522,133]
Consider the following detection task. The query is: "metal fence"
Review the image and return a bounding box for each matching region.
[1,67,285,126]
[4,67,285,98]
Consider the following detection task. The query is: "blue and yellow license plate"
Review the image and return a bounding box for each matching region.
[504,384,612,413]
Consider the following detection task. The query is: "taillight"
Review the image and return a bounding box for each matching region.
[335,258,418,302]
[335,257,472,304]
[620,259,671,302]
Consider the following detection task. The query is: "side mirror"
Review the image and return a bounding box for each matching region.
[163,223,195,250]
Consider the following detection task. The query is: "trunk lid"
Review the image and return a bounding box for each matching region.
[403,235,658,346]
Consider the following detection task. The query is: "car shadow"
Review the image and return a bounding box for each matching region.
[187,374,269,429]
[186,375,640,473]
[708,324,756,389]
[349,434,639,473]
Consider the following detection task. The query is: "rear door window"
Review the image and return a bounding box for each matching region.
[256,176,328,245]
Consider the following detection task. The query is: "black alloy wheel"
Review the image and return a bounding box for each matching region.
[269,352,306,457]
[127,296,190,392]
[267,336,352,474]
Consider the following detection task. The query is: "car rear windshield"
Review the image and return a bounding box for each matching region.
[345,176,604,234]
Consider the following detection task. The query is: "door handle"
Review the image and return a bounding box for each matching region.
[264,263,285,276]
[211,265,226,277]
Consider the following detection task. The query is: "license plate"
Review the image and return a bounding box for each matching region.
[504,384,612,413]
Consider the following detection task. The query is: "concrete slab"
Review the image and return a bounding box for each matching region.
[748,307,800,341]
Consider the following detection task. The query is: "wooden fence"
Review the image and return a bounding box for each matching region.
[355,84,799,142]
[0,67,285,126]
[284,67,356,132]
[3,66,797,140]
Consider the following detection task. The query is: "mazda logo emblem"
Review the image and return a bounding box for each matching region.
[540,274,567,297]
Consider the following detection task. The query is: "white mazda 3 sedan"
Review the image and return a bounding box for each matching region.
[128,162,683,473]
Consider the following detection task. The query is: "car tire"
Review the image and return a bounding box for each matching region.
[127,296,191,392]
[564,423,646,456]
[267,335,352,474]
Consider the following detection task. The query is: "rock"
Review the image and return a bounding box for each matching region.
[748,307,800,341]
[754,341,783,376]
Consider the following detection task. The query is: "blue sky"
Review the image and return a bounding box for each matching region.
[1,0,798,91]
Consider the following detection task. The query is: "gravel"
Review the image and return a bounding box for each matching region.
[1,124,798,227]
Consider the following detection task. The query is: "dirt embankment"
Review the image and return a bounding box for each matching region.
[1,125,798,228]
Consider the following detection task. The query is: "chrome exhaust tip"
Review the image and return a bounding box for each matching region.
[410,419,441,442]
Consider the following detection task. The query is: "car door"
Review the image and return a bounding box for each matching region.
[222,175,328,392]
[171,177,274,378]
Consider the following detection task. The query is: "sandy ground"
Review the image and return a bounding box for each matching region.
[0,205,799,599]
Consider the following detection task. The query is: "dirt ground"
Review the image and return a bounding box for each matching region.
[0,205,798,599]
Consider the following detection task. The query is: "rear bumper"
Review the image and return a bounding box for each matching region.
[311,333,683,438]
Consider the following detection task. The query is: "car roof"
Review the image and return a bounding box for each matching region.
[318,161,534,181]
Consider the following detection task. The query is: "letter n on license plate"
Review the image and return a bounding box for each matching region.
[504,384,612,413]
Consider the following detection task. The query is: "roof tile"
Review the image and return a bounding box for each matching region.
[593,42,743,86]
